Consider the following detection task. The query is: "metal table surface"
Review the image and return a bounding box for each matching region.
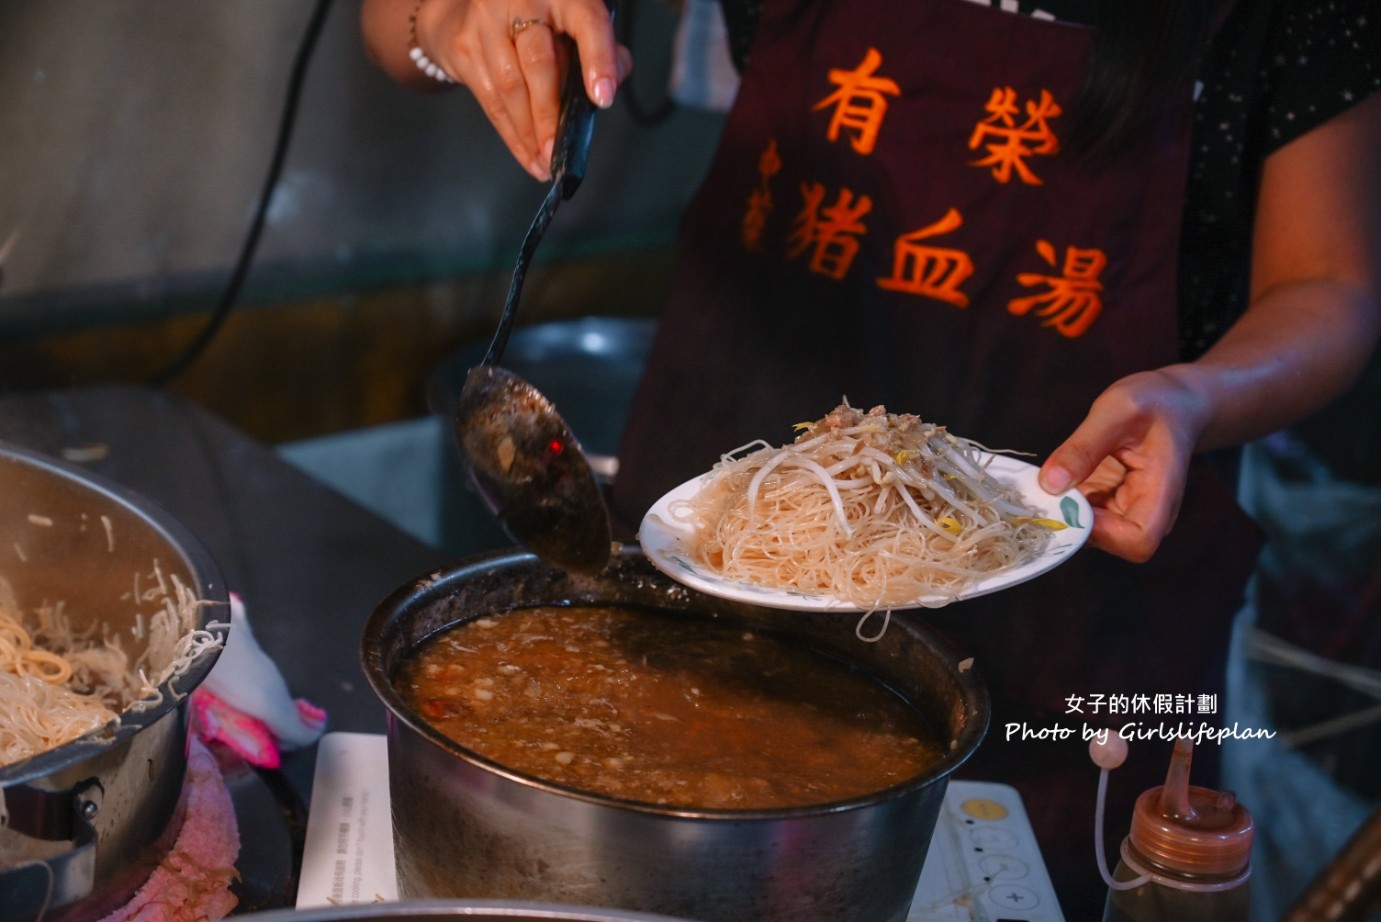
[0,384,454,798]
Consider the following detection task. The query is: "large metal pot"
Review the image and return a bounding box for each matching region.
[241,898,696,922]
[0,442,228,922]
[362,547,988,922]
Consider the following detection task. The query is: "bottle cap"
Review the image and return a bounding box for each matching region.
[1128,737,1254,877]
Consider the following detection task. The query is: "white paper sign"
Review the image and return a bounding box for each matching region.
[295,732,398,907]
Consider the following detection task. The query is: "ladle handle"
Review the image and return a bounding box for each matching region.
[482,3,616,368]
[551,39,598,200]
[483,181,561,369]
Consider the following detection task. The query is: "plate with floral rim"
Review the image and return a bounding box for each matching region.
[637,454,1093,612]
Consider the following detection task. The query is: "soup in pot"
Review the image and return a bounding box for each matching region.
[395,605,945,810]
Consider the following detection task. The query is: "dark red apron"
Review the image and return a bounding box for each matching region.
[612,0,1263,912]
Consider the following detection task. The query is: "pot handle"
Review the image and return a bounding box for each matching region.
[0,779,101,920]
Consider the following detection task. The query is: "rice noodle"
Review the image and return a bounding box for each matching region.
[0,562,222,767]
[671,403,1061,610]
[0,605,122,765]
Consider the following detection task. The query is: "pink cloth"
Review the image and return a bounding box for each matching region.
[99,737,240,922]
[191,689,326,770]
[95,593,322,920]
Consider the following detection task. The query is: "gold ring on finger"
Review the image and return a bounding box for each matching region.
[510,17,550,41]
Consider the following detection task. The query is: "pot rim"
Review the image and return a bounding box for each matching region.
[362,545,990,821]
[241,897,698,922]
[0,441,229,787]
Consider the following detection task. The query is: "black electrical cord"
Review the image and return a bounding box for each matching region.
[149,0,335,387]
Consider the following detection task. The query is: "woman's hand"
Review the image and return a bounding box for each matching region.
[1042,88,1381,565]
[1039,368,1208,563]
[362,0,630,180]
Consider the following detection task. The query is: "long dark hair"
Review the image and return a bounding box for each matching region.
[1068,1,1232,162]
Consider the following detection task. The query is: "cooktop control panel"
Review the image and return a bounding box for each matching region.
[910,780,1065,921]
[298,733,1065,920]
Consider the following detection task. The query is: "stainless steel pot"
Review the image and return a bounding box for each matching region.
[0,442,228,922]
[362,547,989,922]
[240,898,696,922]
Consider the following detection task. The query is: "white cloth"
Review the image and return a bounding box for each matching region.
[200,594,325,750]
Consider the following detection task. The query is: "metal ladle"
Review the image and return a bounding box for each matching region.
[453,31,613,575]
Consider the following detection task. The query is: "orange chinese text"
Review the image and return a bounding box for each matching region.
[742,140,784,251]
[788,183,872,280]
[813,47,900,155]
[876,208,974,308]
[969,87,1061,185]
[1008,239,1106,337]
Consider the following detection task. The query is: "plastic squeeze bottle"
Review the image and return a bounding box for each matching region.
[1098,735,1254,921]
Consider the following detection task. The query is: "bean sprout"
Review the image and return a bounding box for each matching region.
[670,403,1060,610]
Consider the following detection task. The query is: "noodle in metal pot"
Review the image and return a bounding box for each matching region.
[0,563,221,767]
[0,605,121,764]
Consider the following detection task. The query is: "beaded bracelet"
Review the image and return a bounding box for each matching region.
[408,0,456,84]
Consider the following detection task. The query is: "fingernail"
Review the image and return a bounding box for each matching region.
[592,77,616,108]
[1040,466,1071,494]
[529,158,549,181]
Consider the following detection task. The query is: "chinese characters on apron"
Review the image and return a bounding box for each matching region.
[611,0,1262,908]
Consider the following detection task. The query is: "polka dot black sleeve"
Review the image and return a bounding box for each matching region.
[1260,0,1381,153]
[1177,0,1381,359]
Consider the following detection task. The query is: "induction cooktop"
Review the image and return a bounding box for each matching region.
[296,732,1065,921]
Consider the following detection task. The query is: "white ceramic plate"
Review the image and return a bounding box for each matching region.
[638,455,1093,612]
